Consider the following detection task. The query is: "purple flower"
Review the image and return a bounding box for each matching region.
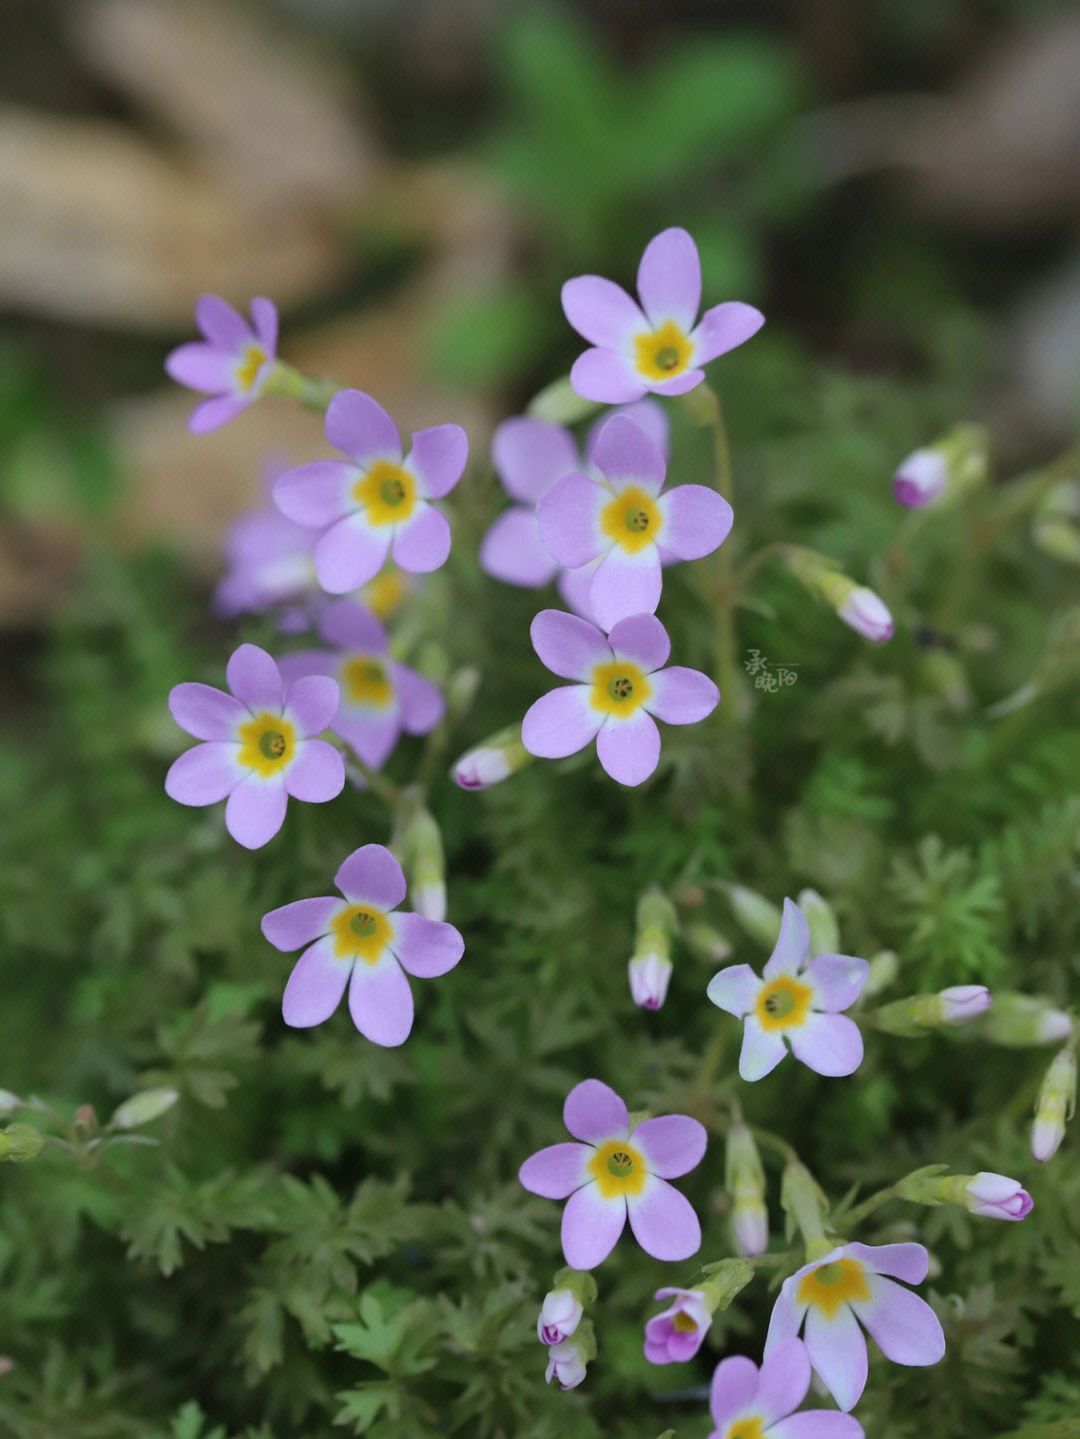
[562,227,764,404]
[545,1339,587,1389]
[537,1289,583,1346]
[708,1340,864,1439]
[480,401,669,623]
[765,1243,945,1412]
[215,475,319,622]
[894,448,947,507]
[707,899,868,1082]
[274,390,467,594]
[277,599,444,770]
[518,1078,705,1269]
[260,844,464,1046]
[165,644,344,849]
[629,952,672,1010]
[644,1288,712,1364]
[537,414,733,632]
[165,295,278,433]
[963,1173,1033,1220]
[521,610,718,787]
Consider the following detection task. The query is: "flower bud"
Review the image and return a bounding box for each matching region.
[628,953,672,1010]
[861,950,899,999]
[780,1160,829,1252]
[893,449,947,507]
[1033,480,1080,565]
[545,1339,587,1389]
[528,376,601,426]
[872,986,991,1036]
[1032,1046,1077,1161]
[395,806,446,920]
[796,889,838,957]
[781,548,893,643]
[937,986,991,1023]
[628,887,677,1009]
[110,1088,179,1130]
[452,727,531,790]
[725,1122,768,1257]
[976,992,1073,1048]
[0,1091,20,1115]
[962,1172,1033,1220]
[537,1288,583,1346]
[894,425,988,508]
[681,922,732,965]
[720,884,780,948]
[643,1288,713,1364]
[0,1124,46,1162]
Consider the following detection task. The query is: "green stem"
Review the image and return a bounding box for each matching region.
[346,754,407,808]
[264,361,342,414]
[839,1184,900,1229]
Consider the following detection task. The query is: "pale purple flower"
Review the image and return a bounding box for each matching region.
[215,474,319,622]
[165,295,278,433]
[274,390,467,594]
[538,1289,583,1346]
[545,1339,587,1389]
[260,844,464,1046]
[765,1243,945,1412]
[938,985,991,1023]
[518,1078,705,1269]
[707,899,868,1082]
[644,1288,712,1364]
[629,952,672,1010]
[277,599,443,770]
[562,227,764,403]
[708,1340,864,1439]
[894,449,947,507]
[165,644,344,849]
[537,414,733,632]
[836,586,893,643]
[521,610,718,787]
[480,401,668,623]
[964,1173,1033,1220]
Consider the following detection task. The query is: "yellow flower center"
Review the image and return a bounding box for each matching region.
[339,655,393,709]
[600,485,662,554]
[754,974,813,1032]
[587,1139,647,1199]
[362,568,411,618]
[672,1311,699,1334]
[726,1419,765,1439]
[236,712,296,777]
[234,343,267,393]
[329,904,393,964]
[796,1258,871,1320]
[634,320,694,382]
[589,661,651,718]
[352,461,417,527]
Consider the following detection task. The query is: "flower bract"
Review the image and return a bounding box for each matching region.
[165,294,278,433]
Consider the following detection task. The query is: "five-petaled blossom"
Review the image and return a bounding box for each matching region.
[644,1288,712,1365]
[537,414,733,632]
[521,610,718,787]
[260,844,463,1046]
[707,898,868,1081]
[518,1078,706,1269]
[480,401,669,624]
[764,1242,945,1413]
[278,599,444,770]
[707,1339,865,1439]
[562,227,764,404]
[274,389,467,594]
[165,295,278,433]
[166,644,344,849]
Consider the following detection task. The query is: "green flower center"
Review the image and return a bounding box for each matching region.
[606,1150,635,1177]
[350,910,379,939]
[608,675,634,702]
[259,730,287,759]
[655,346,681,372]
[764,988,796,1019]
[625,507,651,532]
[380,476,407,506]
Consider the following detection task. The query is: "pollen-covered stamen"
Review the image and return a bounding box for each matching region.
[609,675,634,701]
[626,507,651,532]
[234,344,267,393]
[655,347,680,372]
[607,1149,634,1176]
[380,475,407,506]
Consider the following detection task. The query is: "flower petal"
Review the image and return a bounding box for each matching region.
[627,1179,701,1261]
[637,227,701,332]
[285,674,340,737]
[536,472,607,569]
[249,297,278,352]
[769,1412,866,1439]
[394,664,445,735]
[562,275,643,348]
[757,1338,812,1425]
[739,1015,788,1081]
[763,898,810,979]
[565,1079,629,1142]
[586,399,669,465]
[657,485,734,560]
[493,417,579,503]
[787,1012,863,1077]
[325,389,401,463]
[164,342,233,393]
[391,504,451,573]
[556,560,600,622]
[589,547,662,632]
[188,395,245,432]
[646,666,719,725]
[844,1242,928,1285]
[805,954,869,1013]
[225,777,288,849]
[570,347,646,404]
[318,599,388,652]
[518,1142,591,1199]
[530,609,610,681]
[165,743,240,806]
[407,424,468,498]
[168,682,246,740]
[334,844,406,909]
[194,294,247,349]
[314,514,391,593]
[561,1183,626,1269]
[709,1355,761,1430]
[605,612,670,673]
[803,1304,868,1413]
[273,461,354,527]
[595,709,661,786]
[283,740,345,802]
[281,936,350,1027]
[693,301,766,364]
[337,712,400,769]
[632,1115,706,1178]
[226,644,284,713]
[850,1275,945,1369]
[521,686,600,759]
[391,912,463,978]
[348,953,414,1046]
[480,508,559,587]
[765,1279,809,1352]
[262,896,342,951]
[647,369,705,397]
[706,963,760,1017]
[590,415,666,494]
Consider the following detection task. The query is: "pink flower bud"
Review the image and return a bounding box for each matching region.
[894,449,947,507]
[963,1172,1033,1220]
[938,985,991,1023]
[837,586,894,643]
[537,1289,583,1346]
[545,1339,587,1388]
[453,746,512,789]
[628,952,672,1010]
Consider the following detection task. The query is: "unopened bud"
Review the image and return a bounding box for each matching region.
[861,950,899,998]
[0,1091,19,1115]
[628,887,676,1009]
[544,1317,595,1389]
[796,889,838,956]
[893,449,947,507]
[894,425,988,508]
[782,548,893,643]
[395,806,446,920]
[681,922,732,965]
[898,1165,1032,1219]
[725,1123,768,1256]
[872,985,991,1036]
[721,884,781,948]
[937,986,991,1023]
[110,1088,179,1130]
[0,1124,46,1162]
[537,1288,583,1346]
[628,953,672,1010]
[452,727,531,790]
[976,992,1073,1048]
[780,1160,829,1251]
[528,376,600,426]
[1033,481,1080,566]
[1032,1046,1077,1161]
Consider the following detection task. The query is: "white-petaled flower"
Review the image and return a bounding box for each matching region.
[545,1338,588,1389]
[707,899,868,1081]
[537,1288,583,1346]
[629,952,672,1010]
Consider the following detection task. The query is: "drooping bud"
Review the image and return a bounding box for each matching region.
[452,726,531,790]
[628,887,677,1010]
[781,546,893,642]
[680,922,732,965]
[780,1160,830,1255]
[893,425,989,508]
[1032,1046,1077,1161]
[110,1088,180,1131]
[893,449,947,507]
[628,953,672,1010]
[871,986,991,1036]
[725,1122,768,1256]
[975,992,1073,1048]
[528,376,601,426]
[796,889,838,957]
[719,884,781,948]
[544,1317,596,1389]
[537,1289,583,1346]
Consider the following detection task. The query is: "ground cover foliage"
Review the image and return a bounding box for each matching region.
[4,6,1080,1439]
